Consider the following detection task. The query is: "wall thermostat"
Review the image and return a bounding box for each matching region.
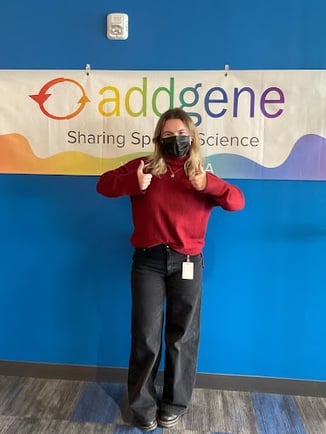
[107,13,128,40]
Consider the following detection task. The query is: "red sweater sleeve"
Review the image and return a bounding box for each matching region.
[96,158,143,198]
[203,172,245,211]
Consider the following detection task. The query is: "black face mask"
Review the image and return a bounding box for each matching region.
[161,136,191,158]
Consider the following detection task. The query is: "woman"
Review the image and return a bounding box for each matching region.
[96,108,245,431]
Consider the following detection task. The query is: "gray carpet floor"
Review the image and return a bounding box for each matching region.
[0,375,325,433]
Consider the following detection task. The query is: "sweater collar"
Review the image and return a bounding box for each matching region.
[164,155,188,169]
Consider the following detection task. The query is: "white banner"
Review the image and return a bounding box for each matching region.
[0,69,325,179]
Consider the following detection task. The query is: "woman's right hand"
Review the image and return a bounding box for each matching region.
[137,160,153,191]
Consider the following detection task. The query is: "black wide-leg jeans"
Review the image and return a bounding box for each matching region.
[128,244,203,423]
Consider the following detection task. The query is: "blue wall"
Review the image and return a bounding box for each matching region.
[1,0,325,381]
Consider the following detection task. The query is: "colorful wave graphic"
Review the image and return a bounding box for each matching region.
[0,133,149,175]
[1,133,326,180]
[206,134,326,180]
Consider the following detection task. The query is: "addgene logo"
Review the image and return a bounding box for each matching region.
[29,77,90,120]
[29,76,285,126]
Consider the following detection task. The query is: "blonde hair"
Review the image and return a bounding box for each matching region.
[145,108,203,176]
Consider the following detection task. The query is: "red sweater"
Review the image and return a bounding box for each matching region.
[97,157,245,255]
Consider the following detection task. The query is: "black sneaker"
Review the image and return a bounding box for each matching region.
[134,418,158,431]
[157,411,180,428]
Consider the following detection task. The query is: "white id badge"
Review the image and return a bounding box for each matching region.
[182,257,194,280]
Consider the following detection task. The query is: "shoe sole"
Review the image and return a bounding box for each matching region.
[157,416,180,428]
[135,420,158,431]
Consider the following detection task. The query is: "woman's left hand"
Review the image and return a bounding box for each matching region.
[189,164,207,191]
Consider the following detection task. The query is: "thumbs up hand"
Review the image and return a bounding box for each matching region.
[189,164,207,191]
[137,160,153,191]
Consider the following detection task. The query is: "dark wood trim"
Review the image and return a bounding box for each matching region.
[0,360,325,397]
[195,372,326,397]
